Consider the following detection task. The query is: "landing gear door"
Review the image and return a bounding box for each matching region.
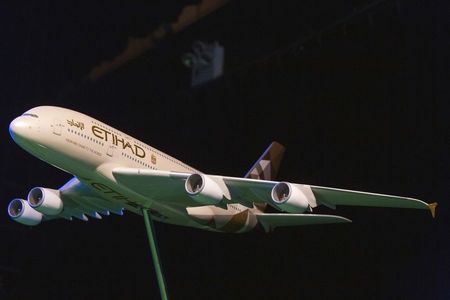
[52,119,62,136]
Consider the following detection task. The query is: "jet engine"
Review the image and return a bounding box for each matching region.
[28,187,63,215]
[8,198,43,226]
[185,173,224,205]
[271,182,310,213]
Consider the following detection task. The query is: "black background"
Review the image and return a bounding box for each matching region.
[1,1,448,299]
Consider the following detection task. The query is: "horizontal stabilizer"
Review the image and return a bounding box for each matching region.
[256,213,351,232]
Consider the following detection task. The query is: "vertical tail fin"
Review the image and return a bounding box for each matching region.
[245,142,285,213]
[244,141,285,181]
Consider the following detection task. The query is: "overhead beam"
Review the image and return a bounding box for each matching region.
[87,0,229,81]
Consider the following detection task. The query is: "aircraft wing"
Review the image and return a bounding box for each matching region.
[310,185,436,217]
[52,177,125,221]
[112,168,436,216]
[112,168,281,208]
[111,168,199,205]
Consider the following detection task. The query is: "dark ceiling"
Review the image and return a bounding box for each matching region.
[0,1,448,299]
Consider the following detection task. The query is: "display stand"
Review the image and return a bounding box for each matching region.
[142,208,169,300]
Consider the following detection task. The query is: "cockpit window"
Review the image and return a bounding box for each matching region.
[22,113,39,118]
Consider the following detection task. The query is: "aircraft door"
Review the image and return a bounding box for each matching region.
[52,119,62,136]
[107,145,115,157]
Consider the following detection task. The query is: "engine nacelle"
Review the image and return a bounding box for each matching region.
[8,198,43,226]
[185,174,224,205]
[27,187,63,215]
[271,182,310,213]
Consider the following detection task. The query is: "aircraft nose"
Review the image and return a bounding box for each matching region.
[9,117,30,141]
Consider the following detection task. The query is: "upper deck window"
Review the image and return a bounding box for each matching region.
[22,113,39,118]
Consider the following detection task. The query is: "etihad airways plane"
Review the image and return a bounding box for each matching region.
[8,106,437,232]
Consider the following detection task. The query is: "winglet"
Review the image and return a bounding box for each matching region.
[428,202,438,218]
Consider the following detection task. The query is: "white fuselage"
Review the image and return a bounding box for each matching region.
[9,106,258,232]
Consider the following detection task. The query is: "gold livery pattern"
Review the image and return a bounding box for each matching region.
[67,119,85,130]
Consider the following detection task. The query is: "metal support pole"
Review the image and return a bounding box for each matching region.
[142,208,169,300]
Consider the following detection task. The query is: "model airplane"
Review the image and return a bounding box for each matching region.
[7,106,437,232]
